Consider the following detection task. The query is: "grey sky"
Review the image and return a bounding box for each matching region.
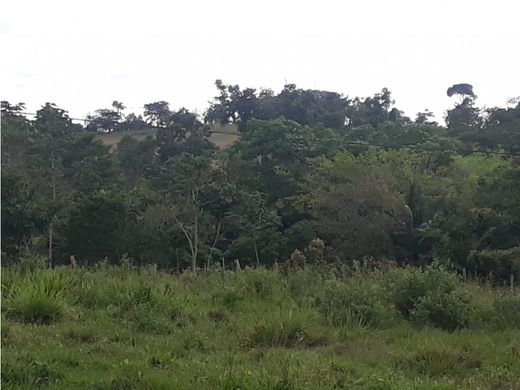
[2,0,519,123]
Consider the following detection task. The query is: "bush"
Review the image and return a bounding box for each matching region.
[316,278,395,328]
[411,290,472,331]
[386,264,459,318]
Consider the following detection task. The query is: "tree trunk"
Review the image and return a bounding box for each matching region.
[253,237,260,265]
[192,213,198,272]
[48,163,57,267]
[48,225,53,266]
[206,217,222,267]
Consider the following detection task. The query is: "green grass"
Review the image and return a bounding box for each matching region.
[95,123,239,149]
[94,127,158,146]
[2,264,520,389]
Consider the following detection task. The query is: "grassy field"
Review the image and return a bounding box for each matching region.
[95,124,239,150]
[2,263,520,389]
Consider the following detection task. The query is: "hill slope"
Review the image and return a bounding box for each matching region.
[95,124,239,149]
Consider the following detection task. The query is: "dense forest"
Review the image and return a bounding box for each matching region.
[2,81,520,281]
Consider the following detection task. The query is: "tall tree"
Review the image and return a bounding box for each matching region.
[158,153,228,271]
[300,153,404,259]
[143,101,171,127]
[31,103,81,264]
[224,191,281,265]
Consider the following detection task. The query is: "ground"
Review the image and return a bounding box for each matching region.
[2,265,520,389]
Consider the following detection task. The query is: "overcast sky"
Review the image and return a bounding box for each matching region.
[2,0,519,123]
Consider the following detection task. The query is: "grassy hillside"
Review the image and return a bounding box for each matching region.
[95,124,239,150]
[2,263,520,389]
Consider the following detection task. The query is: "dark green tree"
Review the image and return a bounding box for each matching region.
[59,190,132,263]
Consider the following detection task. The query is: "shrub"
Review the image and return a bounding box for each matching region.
[316,278,395,328]
[386,264,459,318]
[411,290,472,331]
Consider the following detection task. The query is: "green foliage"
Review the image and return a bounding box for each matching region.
[467,247,520,282]
[2,86,520,278]
[386,264,459,317]
[384,265,472,330]
[59,190,132,263]
[411,290,472,331]
[206,80,350,130]
[303,152,403,258]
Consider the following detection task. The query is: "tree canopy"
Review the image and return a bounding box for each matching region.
[2,82,519,281]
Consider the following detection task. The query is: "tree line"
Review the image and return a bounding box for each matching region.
[1,81,519,281]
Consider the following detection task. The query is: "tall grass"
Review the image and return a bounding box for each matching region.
[245,311,309,348]
[2,259,520,388]
[6,269,72,324]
